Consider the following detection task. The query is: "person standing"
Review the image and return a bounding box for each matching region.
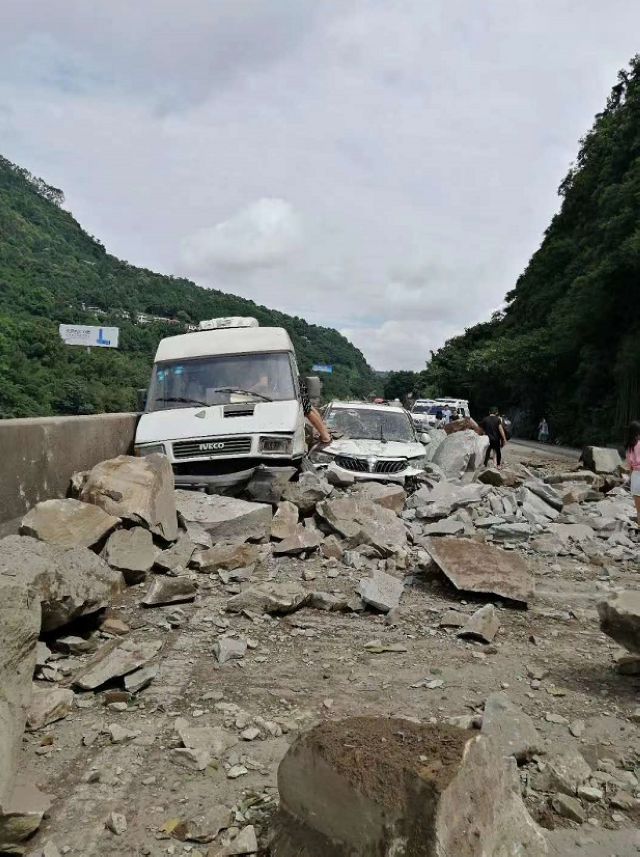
[538,418,549,443]
[480,407,507,468]
[626,421,640,525]
[442,405,452,423]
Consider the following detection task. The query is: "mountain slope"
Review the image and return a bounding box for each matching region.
[0,155,376,417]
[425,56,640,444]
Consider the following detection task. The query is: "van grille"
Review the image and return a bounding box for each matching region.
[172,436,252,459]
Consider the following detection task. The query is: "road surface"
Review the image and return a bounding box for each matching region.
[510,437,581,461]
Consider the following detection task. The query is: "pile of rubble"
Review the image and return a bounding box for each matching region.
[1,431,639,855]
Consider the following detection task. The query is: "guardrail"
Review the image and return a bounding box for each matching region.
[0,413,139,529]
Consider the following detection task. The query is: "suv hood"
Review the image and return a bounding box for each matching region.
[136,400,301,443]
[323,437,425,460]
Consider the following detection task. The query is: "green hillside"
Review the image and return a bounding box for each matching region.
[0,155,376,418]
[424,56,640,444]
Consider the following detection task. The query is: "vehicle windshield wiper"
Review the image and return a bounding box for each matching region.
[209,387,273,402]
[153,396,208,407]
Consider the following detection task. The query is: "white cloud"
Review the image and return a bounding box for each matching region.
[1,0,639,369]
[181,198,301,272]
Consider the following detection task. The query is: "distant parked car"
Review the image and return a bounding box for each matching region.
[308,401,430,484]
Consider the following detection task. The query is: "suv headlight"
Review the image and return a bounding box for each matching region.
[409,455,429,470]
[135,443,166,457]
[309,448,334,465]
[259,436,293,455]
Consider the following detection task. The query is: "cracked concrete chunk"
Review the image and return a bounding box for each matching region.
[141,576,196,607]
[175,491,272,542]
[426,536,534,606]
[357,570,403,613]
[20,498,119,549]
[73,637,162,690]
[81,454,178,541]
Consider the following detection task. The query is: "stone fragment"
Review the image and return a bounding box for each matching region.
[271,501,299,540]
[172,747,211,771]
[124,663,159,693]
[222,825,258,855]
[155,535,196,573]
[0,775,51,854]
[0,582,40,811]
[108,723,139,744]
[271,717,547,857]
[481,692,542,762]
[213,637,247,665]
[409,482,487,520]
[610,790,638,811]
[577,785,603,802]
[104,526,157,582]
[582,446,623,475]
[439,610,468,628]
[141,576,196,607]
[477,467,526,488]
[598,590,640,654]
[20,498,119,549]
[105,811,127,835]
[81,454,177,541]
[26,687,74,731]
[272,526,322,556]
[317,496,407,556]
[354,483,406,514]
[357,570,403,613]
[523,480,564,512]
[100,616,130,636]
[73,637,162,690]
[320,535,343,560]
[282,471,332,515]
[546,746,591,795]
[245,465,297,504]
[191,542,260,573]
[422,518,465,537]
[552,793,585,823]
[308,592,350,612]
[0,535,123,632]
[426,536,534,606]
[491,522,533,542]
[54,635,97,655]
[174,717,237,758]
[457,604,500,644]
[226,583,308,615]
[175,491,271,542]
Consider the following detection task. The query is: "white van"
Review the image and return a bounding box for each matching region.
[134,317,308,490]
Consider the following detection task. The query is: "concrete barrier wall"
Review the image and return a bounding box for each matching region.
[0,413,138,528]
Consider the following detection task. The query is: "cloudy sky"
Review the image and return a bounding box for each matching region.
[1,1,639,369]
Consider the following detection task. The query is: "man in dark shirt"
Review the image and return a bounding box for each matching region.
[480,407,507,467]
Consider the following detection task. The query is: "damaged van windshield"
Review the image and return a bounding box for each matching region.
[146,352,296,411]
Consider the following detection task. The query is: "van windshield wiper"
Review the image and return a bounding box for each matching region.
[209,387,273,402]
[153,396,208,407]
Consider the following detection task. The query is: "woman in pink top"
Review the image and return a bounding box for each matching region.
[625,421,640,523]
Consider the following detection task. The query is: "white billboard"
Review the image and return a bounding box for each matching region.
[59,324,120,348]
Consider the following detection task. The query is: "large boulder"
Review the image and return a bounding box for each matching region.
[282,471,332,515]
[175,491,272,543]
[408,481,488,521]
[0,535,124,632]
[582,446,623,475]
[481,692,542,763]
[80,454,178,541]
[432,430,487,480]
[0,581,40,812]
[598,591,640,654]
[316,496,407,556]
[272,717,547,857]
[353,482,406,514]
[104,526,157,584]
[20,498,119,549]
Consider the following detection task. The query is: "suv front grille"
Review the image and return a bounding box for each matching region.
[335,455,368,472]
[334,456,408,474]
[172,436,252,459]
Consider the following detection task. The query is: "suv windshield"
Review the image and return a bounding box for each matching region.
[147,352,296,412]
[326,408,416,442]
[412,404,432,414]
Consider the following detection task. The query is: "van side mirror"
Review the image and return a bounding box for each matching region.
[303,376,322,401]
[136,389,147,411]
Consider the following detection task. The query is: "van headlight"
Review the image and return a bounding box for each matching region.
[135,443,166,457]
[259,436,293,455]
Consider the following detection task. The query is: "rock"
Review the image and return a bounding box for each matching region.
[174,717,237,758]
[439,610,468,628]
[81,454,177,541]
[598,591,640,654]
[282,471,332,515]
[104,526,157,583]
[518,488,561,521]
[213,637,247,665]
[26,687,74,731]
[141,576,196,607]
[0,535,123,633]
[426,537,534,606]
[422,518,465,536]
[154,535,196,573]
[272,526,322,556]
[491,522,533,542]
[191,542,260,573]
[615,654,640,675]
[523,481,564,512]
[582,446,623,475]
[245,465,297,504]
[357,570,403,613]
[108,723,139,744]
[20,498,119,549]
[271,501,299,540]
[546,746,591,795]
[172,747,211,771]
[223,825,258,855]
[409,482,487,520]
[481,692,542,762]
[73,637,162,690]
[457,604,500,643]
[316,497,407,556]
[54,635,97,655]
[0,581,40,811]
[552,793,586,823]
[577,785,603,803]
[105,811,127,835]
[325,467,356,488]
[569,720,586,738]
[432,429,485,480]
[100,616,130,636]
[0,775,51,854]
[175,491,272,542]
[308,592,350,612]
[124,663,159,693]
[353,483,406,514]
[610,790,638,811]
[477,467,525,488]
[271,717,547,857]
[226,583,309,615]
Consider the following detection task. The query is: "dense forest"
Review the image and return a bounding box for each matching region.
[412,56,640,445]
[0,156,376,418]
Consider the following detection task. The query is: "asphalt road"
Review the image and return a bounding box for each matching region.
[509,437,581,461]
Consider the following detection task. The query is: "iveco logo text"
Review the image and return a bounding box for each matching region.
[199,442,226,451]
